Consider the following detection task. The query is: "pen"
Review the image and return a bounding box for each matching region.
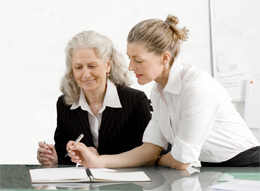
[64,134,84,157]
[86,168,93,181]
[44,141,51,152]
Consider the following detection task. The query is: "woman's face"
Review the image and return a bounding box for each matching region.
[72,48,110,96]
[127,43,164,85]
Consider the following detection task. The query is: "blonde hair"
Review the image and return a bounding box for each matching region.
[61,31,132,105]
[127,14,189,66]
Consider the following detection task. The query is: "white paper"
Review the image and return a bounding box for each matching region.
[216,52,229,71]
[91,171,150,182]
[29,167,90,183]
[29,167,150,183]
[209,179,260,191]
[214,0,241,18]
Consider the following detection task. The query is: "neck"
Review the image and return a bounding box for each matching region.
[155,64,171,88]
[85,92,105,106]
[83,84,107,116]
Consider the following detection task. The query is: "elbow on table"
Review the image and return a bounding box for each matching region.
[173,162,190,170]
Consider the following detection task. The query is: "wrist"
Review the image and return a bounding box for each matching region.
[96,155,106,168]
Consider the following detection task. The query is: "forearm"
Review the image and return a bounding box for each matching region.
[157,152,190,170]
[98,143,162,168]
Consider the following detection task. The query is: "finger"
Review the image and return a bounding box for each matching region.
[48,144,55,149]
[66,141,75,151]
[41,160,52,166]
[71,142,86,151]
[70,155,82,163]
[38,147,52,154]
[69,151,81,164]
[38,142,49,149]
[40,157,50,162]
[40,156,54,165]
[39,152,55,161]
[68,150,80,160]
[48,144,58,158]
[71,158,82,164]
[38,156,51,165]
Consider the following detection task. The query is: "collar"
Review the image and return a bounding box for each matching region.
[153,56,183,95]
[70,79,122,111]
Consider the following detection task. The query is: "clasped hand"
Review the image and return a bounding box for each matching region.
[37,142,58,166]
[66,141,100,168]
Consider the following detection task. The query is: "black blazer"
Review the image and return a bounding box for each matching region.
[54,84,151,164]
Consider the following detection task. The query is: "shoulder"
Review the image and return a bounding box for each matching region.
[116,85,145,95]
[57,95,72,109]
[181,65,220,90]
[181,64,210,83]
[116,84,148,105]
[180,65,228,103]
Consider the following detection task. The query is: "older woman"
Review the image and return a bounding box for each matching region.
[37,31,151,165]
[67,15,260,169]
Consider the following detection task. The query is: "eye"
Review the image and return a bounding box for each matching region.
[88,65,96,69]
[74,65,82,69]
[135,60,143,63]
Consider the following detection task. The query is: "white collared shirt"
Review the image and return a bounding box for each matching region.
[71,79,122,148]
[143,57,259,163]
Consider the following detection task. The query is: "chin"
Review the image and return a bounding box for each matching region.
[137,79,149,85]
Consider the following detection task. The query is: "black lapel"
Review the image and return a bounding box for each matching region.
[71,108,95,147]
[98,107,122,151]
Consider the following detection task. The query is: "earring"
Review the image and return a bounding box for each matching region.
[106,72,110,77]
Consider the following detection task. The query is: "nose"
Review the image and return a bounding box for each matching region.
[82,67,91,78]
[128,60,136,72]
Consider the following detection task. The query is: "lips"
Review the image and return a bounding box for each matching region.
[82,79,95,84]
[135,74,143,78]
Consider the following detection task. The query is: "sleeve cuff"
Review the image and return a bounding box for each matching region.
[171,135,202,163]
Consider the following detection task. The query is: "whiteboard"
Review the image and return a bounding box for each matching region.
[209,0,260,102]
[244,79,260,128]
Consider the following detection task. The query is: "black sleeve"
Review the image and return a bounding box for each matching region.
[128,90,151,149]
[54,96,74,165]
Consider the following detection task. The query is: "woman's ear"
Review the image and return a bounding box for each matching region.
[161,52,171,65]
[106,57,111,73]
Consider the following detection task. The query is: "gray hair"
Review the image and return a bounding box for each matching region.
[61,31,132,105]
[127,14,189,66]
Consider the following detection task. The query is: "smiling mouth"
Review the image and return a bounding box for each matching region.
[82,79,95,84]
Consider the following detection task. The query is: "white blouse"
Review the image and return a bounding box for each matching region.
[143,57,259,163]
[70,79,122,148]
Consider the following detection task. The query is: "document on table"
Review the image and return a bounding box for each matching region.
[218,173,260,182]
[209,179,260,191]
[29,167,151,183]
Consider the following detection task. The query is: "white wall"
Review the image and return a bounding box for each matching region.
[1,0,257,164]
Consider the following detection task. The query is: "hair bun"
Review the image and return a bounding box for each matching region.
[165,14,179,25]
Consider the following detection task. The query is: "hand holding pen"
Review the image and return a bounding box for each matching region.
[37,141,58,166]
[65,134,84,157]
[66,136,100,167]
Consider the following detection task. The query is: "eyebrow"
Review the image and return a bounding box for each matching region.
[73,61,98,65]
[126,54,141,58]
